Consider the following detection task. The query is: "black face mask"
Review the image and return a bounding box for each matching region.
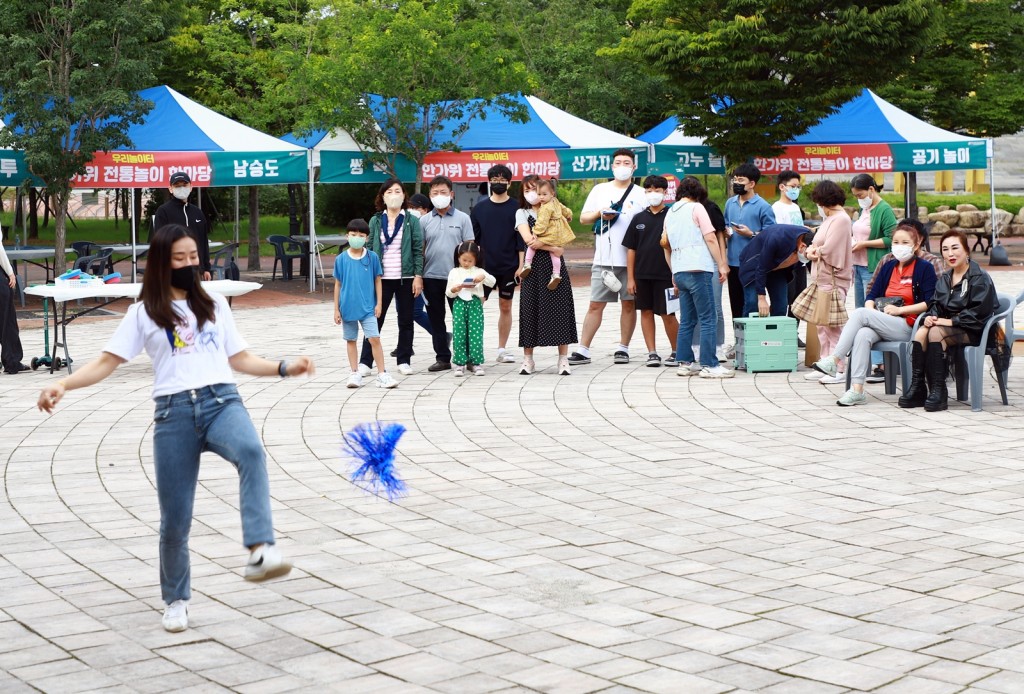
[490,182,508,195]
[170,265,197,291]
[732,183,747,196]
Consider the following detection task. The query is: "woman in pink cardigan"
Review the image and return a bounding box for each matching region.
[804,181,853,384]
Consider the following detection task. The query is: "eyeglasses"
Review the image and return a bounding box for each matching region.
[489,178,509,184]
[784,184,801,190]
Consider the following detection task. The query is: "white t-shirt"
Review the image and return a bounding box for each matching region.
[582,182,647,267]
[105,293,247,398]
[772,200,803,226]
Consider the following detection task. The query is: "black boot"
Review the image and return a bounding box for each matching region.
[898,342,927,408]
[923,343,948,412]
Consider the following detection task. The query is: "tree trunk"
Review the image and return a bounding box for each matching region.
[247,187,260,271]
[53,189,70,275]
[28,188,39,239]
[42,193,51,228]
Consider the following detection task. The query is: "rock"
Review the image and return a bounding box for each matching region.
[1005,223,1024,238]
[893,207,905,219]
[1015,207,1024,225]
[956,203,979,212]
[936,205,950,212]
[959,210,987,228]
[929,220,951,237]
[994,208,1014,227]
[928,210,960,226]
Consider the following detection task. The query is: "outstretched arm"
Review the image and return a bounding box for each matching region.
[228,351,316,378]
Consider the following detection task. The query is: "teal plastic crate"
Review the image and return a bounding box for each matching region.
[733,315,798,372]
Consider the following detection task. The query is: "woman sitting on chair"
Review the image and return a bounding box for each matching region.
[812,223,937,407]
[905,229,997,411]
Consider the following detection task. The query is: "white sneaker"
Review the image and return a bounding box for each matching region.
[397,363,413,376]
[804,370,825,381]
[357,363,373,377]
[677,361,701,377]
[244,544,292,582]
[162,600,189,632]
[454,365,465,377]
[474,366,486,376]
[376,372,398,389]
[496,350,516,364]
[819,372,846,385]
[346,372,362,388]
[700,365,735,379]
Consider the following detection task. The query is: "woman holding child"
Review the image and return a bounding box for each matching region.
[516,175,577,376]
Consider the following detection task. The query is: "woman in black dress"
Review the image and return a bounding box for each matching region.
[516,174,578,375]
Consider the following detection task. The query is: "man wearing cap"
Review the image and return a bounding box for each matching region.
[153,171,212,279]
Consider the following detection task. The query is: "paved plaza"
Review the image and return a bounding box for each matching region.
[3,274,1024,693]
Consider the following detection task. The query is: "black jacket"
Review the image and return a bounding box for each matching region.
[926,259,998,342]
[153,198,211,272]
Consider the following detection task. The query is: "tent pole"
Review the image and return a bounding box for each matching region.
[234,186,240,247]
[308,150,317,293]
[131,187,137,283]
[989,141,997,250]
[904,172,918,221]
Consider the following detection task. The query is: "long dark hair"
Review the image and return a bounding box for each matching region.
[519,174,541,209]
[142,225,215,331]
[374,178,406,212]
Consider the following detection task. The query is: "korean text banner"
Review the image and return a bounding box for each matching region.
[650,146,726,175]
[418,147,649,182]
[754,141,987,176]
[318,151,418,183]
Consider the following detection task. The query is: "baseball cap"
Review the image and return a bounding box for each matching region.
[169,171,191,185]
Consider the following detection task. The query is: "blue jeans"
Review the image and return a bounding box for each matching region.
[675,271,717,368]
[691,273,725,349]
[413,294,433,335]
[853,265,882,365]
[741,271,791,318]
[153,384,274,604]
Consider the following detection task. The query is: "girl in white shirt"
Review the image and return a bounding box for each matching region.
[445,241,495,376]
[37,224,315,633]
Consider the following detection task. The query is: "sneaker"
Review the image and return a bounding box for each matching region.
[804,370,825,381]
[819,372,846,385]
[397,363,413,376]
[520,358,535,375]
[474,366,486,377]
[162,600,188,632]
[520,264,532,278]
[724,344,736,360]
[812,355,838,377]
[664,354,677,367]
[646,353,662,368]
[865,366,885,384]
[454,365,465,377]
[376,372,398,389]
[613,350,630,364]
[357,363,373,377]
[496,350,516,364]
[700,365,735,379]
[427,360,452,372]
[346,372,363,389]
[677,361,701,377]
[244,545,292,582]
[547,275,561,290]
[567,352,591,366]
[837,389,867,406]
[558,357,571,376]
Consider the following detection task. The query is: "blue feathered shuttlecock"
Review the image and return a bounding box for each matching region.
[344,422,407,500]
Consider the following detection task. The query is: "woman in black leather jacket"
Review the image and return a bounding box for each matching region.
[900,230,998,411]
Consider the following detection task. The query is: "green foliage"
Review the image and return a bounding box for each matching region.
[299,0,533,181]
[876,0,1024,138]
[0,0,166,271]
[508,0,677,137]
[315,183,380,228]
[610,0,938,165]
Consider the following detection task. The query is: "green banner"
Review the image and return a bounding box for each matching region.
[0,149,36,186]
[208,150,309,185]
[889,140,988,172]
[650,145,725,175]
[555,147,650,179]
[319,150,417,183]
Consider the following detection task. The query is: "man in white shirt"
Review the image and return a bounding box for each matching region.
[568,148,648,365]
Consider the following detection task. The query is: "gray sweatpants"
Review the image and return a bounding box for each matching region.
[833,307,912,385]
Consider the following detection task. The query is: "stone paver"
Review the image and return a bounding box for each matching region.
[3,272,1024,691]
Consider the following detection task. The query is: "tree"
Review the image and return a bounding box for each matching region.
[510,0,678,137]
[0,0,166,273]
[299,0,533,183]
[160,0,321,269]
[610,0,938,165]
[876,0,1024,138]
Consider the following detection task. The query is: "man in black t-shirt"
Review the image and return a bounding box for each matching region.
[471,164,524,364]
[623,175,677,367]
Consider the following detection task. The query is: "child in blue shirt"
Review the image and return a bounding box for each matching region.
[334,219,396,389]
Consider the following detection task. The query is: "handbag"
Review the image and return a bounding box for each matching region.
[592,184,635,235]
[790,267,848,326]
[873,296,904,312]
[601,269,622,292]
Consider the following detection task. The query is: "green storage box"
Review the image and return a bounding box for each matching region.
[733,315,798,372]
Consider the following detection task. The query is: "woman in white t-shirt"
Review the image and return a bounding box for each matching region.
[37,225,315,634]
